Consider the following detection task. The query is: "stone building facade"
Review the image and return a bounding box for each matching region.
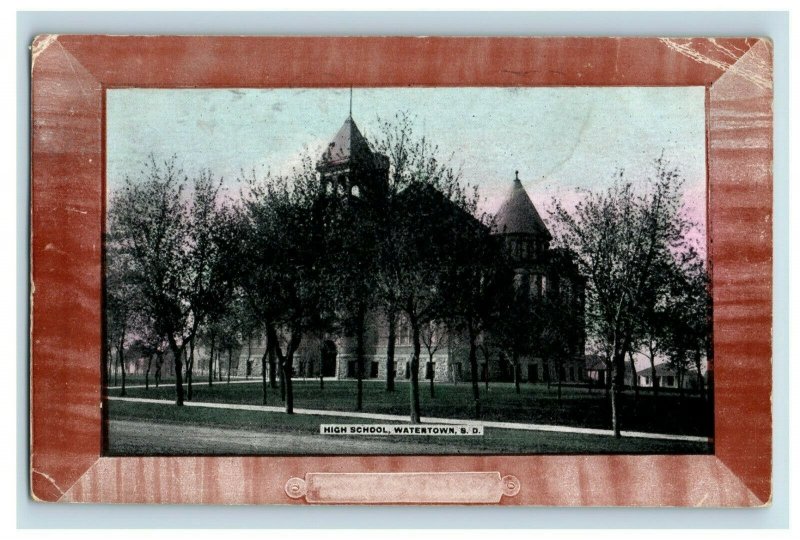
[236,115,587,385]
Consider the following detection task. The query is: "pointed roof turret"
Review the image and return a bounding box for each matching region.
[494,171,551,239]
[318,116,375,167]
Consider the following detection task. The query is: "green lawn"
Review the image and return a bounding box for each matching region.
[107,400,710,455]
[108,378,712,437]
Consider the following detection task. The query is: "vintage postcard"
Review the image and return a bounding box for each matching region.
[30,36,772,505]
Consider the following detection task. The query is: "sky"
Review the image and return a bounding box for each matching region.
[106,87,707,246]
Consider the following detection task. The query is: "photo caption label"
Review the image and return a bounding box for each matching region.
[320,424,484,436]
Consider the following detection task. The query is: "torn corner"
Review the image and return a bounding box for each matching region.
[31,34,60,71]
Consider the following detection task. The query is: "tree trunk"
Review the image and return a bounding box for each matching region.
[169,338,185,406]
[610,345,623,438]
[468,325,481,419]
[628,349,639,400]
[155,352,163,388]
[319,342,325,390]
[546,356,551,390]
[284,353,294,414]
[512,352,520,394]
[145,353,153,390]
[386,307,396,392]
[117,335,127,397]
[409,313,422,424]
[269,327,286,402]
[693,349,705,400]
[268,336,278,389]
[208,333,215,387]
[648,341,659,398]
[428,353,435,399]
[106,340,113,386]
[610,369,620,438]
[269,325,298,414]
[227,347,232,383]
[278,353,286,402]
[261,328,269,405]
[481,346,490,392]
[113,348,119,386]
[187,334,196,400]
[356,306,365,411]
[557,358,562,402]
[246,336,252,380]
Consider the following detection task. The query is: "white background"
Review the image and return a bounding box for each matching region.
[4,3,795,537]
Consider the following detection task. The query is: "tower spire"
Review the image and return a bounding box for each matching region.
[349,86,353,118]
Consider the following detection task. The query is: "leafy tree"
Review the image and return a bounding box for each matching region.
[532,261,585,402]
[550,157,694,436]
[371,112,477,421]
[663,250,711,399]
[371,112,464,395]
[105,241,138,396]
[320,182,378,410]
[240,157,329,414]
[108,157,193,405]
[391,181,481,422]
[490,271,535,395]
[182,171,237,399]
[445,222,513,414]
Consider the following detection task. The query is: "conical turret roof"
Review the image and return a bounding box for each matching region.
[494,172,551,239]
[319,116,374,166]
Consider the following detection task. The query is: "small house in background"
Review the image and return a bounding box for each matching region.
[584,354,638,387]
[637,363,706,390]
[585,354,608,386]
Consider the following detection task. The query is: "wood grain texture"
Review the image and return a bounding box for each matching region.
[31,35,104,502]
[29,36,772,506]
[708,39,773,504]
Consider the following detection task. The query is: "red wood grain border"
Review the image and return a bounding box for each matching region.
[30,36,773,506]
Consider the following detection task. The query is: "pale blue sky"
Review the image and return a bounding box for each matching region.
[107,87,706,234]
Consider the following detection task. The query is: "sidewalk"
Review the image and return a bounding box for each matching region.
[107,395,708,443]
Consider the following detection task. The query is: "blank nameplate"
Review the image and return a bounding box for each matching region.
[285,472,520,504]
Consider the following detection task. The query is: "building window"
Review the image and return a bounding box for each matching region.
[347,361,357,378]
[569,366,575,381]
[666,375,675,387]
[370,361,379,378]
